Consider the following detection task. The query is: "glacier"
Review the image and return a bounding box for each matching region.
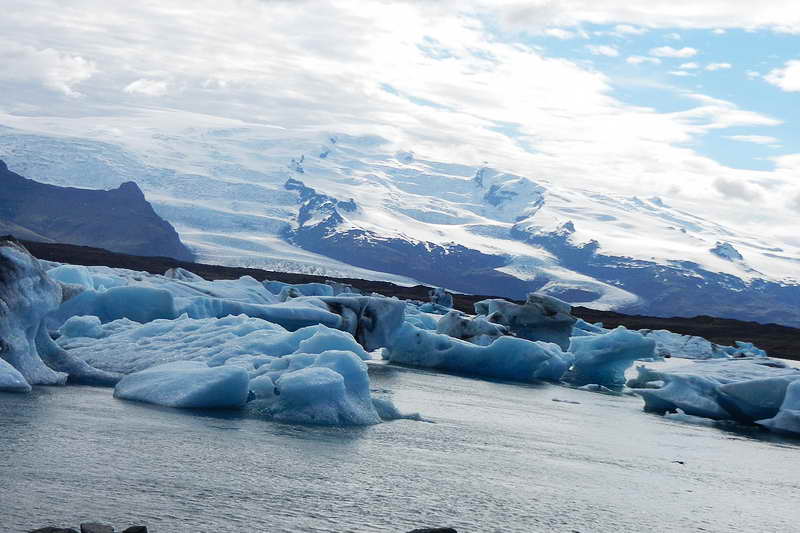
[1,121,798,325]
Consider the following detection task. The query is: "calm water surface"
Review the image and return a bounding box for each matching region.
[1,360,799,532]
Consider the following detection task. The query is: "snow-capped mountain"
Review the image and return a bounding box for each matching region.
[0,119,798,326]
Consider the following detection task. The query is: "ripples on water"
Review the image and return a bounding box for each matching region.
[1,360,799,532]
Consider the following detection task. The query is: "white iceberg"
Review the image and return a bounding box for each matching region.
[114,361,251,408]
[566,326,656,388]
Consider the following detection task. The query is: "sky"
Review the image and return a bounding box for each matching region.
[0,0,798,246]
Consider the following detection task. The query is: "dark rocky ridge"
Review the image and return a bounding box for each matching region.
[19,239,800,361]
[0,160,193,261]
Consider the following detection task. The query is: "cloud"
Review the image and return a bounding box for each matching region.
[614,24,646,35]
[764,60,800,91]
[668,70,694,76]
[0,0,794,240]
[713,177,763,201]
[705,62,732,71]
[626,55,661,65]
[650,46,698,58]
[790,192,800,211]
[712,28,726,34]
[586,44,619,57]
[746,70,761,79]
[0,42,96,96]
[478,1,800,34]
[664,32,681,39]
[679,62,699,69]
[726,135,780,144]
[544,28,577,39]
[124,79,170,96]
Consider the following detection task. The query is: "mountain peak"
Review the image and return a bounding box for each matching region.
[0,159,8,172]
[116,181,145,199]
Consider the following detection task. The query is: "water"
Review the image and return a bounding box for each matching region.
[2,361,799,533]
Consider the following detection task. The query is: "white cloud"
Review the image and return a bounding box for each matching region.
[706,62,732,71]
[614,24,646,35]
[746,70,760,79]
[0,0,794,239]
[669,71,693,77]
[586,44,619,57]
[480,1,800,34]
[665,32,682,40]
[713,177,763,201]
[626,55,661,65]
[650,46,698,58]
[712,28,727,34]
[726,135,780,144]
[123,79,170,96]
[0,42,96,96]
[764,60,800,91]
[679,62,699,69]
[544,28,576,39]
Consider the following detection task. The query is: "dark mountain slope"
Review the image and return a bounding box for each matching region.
[0,160,193,261]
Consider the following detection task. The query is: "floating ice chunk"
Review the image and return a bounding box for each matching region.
[164,267,205,282]
[114,361,250,409]
[175,295,342,331]
[49,286,178,328]
[629,359,800,422]
[384,323,571,382]
[474,292,576,350]
[58,315,104,339]
[295,328,370,360]
[724,341,767,358]
[717,376,800,422]
[266,350,382,425]
[371,396,422,421]
[756,380,800,436]
[0,358,31,393]
[436,310,507,345]
[639,329,725,359]
[35,328,120,386]
[312,296,406,351]
[58,314,367,374]
[428,287,453,308]
[403,303,439,330]
[47,264,95,289]
[571,319,606,337]
[248,374,277,399]
[265,280,334,297]
[0,240,67,385]
[633,369,731,419]
[566,327,656,388]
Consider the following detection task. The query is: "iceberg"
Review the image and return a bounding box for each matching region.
[58,315,104,339]
[265,350,381,425]
[630,359,800,424]
[565,327,656,388]
[428,287,453,308]
[474,292,576,350]
[1,239,67,385]
[756,380,800,436]
[114,361,250,409]
[57,314,366,374]
[383,323,571,382]
[0,358,31,393]
[0,240,115,387]
[435,310,507,346]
